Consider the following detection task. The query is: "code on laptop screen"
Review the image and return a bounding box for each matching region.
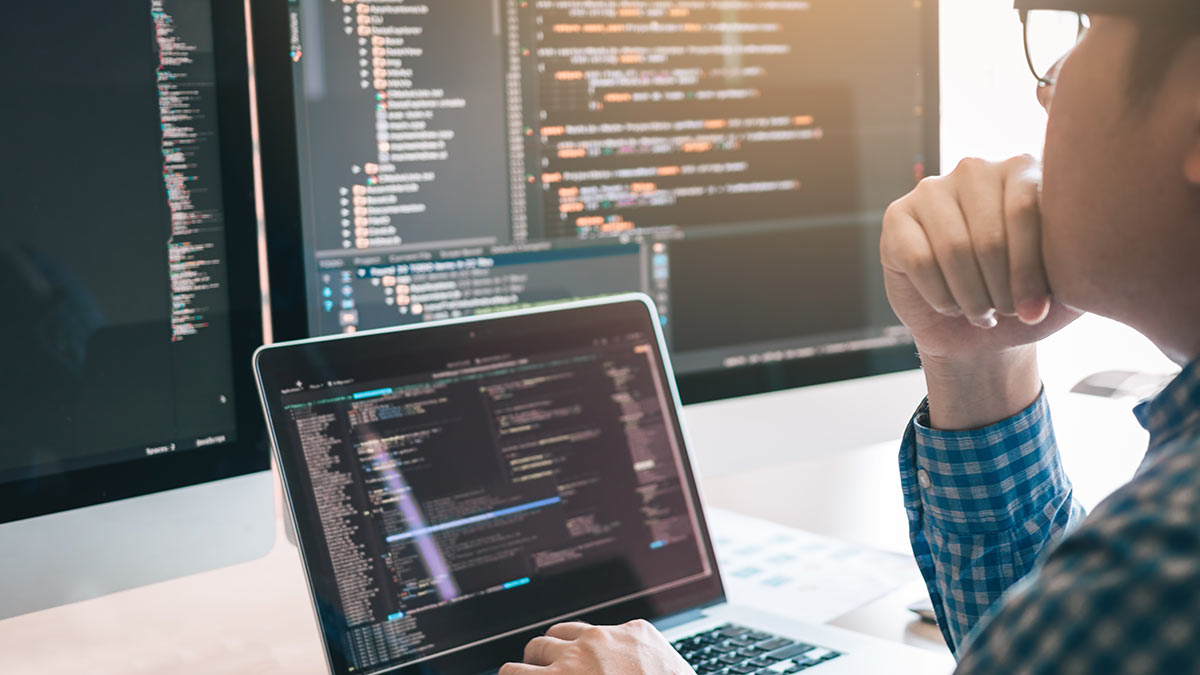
[273,318,712,672]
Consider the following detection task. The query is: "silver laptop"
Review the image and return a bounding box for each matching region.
[254,294,949,675]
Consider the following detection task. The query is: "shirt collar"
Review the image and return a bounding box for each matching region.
[1134,356,1200,447]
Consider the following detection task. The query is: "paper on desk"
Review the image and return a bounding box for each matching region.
[707,508,919,623]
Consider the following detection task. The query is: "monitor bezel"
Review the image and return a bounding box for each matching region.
[250,0,939,404]
[0,0,271,524]
[254,295,727,675]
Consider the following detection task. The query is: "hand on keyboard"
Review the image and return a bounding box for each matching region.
[500,619,695,675]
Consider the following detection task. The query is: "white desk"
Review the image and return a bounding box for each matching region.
[1,446,940,675]
[0,316,1174,673]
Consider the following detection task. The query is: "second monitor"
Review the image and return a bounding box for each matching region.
[253,0,938,402]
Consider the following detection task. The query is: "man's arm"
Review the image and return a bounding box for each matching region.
[951,425,1200,673]
[901,389,1086,654]
[879,155,1088,653]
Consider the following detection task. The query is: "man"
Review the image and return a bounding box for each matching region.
[501,0,1200,672]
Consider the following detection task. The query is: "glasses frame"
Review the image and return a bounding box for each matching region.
[1015,0,1200,15]
[1015,0,1200,87]
[1019,9,1088,88]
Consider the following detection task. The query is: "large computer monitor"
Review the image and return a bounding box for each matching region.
[253,0,938,402]
[0,0,274,618]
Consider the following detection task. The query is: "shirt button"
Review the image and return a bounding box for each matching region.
[918,469,932,489]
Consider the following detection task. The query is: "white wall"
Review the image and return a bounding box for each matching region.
[940,0,1050,167]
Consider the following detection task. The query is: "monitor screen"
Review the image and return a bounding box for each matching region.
[256,297,720,674]
[257,0,936,402]
[0,0,267,521]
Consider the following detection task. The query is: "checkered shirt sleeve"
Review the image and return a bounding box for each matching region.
[951,359,1200,673]
[902,357,1200,673]
[899,391,1085,655]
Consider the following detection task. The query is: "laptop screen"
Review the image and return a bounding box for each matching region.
[257,297,722,674]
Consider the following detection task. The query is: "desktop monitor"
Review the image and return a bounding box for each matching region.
[252,0,939,402]
[0,0,274,618]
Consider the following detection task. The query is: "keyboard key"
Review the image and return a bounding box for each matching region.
[711,641,738,654]
[764,643,814,661]
[673,625,838,675]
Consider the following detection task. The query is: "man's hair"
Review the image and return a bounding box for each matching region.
[1128,9,1200,104]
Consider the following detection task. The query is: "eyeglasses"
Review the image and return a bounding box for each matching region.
[1019,9,1089,88]
[1014,0,1200,87]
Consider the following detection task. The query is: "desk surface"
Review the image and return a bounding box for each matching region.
[2,437,948,675]
[0,316,1173,674]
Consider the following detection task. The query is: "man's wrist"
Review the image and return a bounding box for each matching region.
[920,346,1041,431]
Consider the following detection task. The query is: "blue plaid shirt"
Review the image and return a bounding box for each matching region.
[901,357,1200,672]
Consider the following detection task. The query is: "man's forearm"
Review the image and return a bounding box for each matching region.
[900,389,1081,653]
[921,345,1042,431]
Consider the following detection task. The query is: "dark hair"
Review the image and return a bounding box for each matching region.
[1128,13,1200,103]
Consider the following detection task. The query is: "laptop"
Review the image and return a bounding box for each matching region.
[254,294,951,675]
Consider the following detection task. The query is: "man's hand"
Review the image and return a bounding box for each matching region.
[880,155,1081,429]
[499,620,695,675]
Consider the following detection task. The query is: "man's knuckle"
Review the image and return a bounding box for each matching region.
[1005,153,1038,171]
[578,639,605,658]
[954,156,987,176]
[915,175,943,194]
[974,232,1007,259]
[941,234,973,261]
[1006,188,1040,221]
[896,245,930,273]
[523,638,542,662]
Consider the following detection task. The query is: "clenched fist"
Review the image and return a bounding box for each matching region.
[880,155,1081,429]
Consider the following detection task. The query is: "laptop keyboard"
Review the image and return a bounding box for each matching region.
[671,624,842,674]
